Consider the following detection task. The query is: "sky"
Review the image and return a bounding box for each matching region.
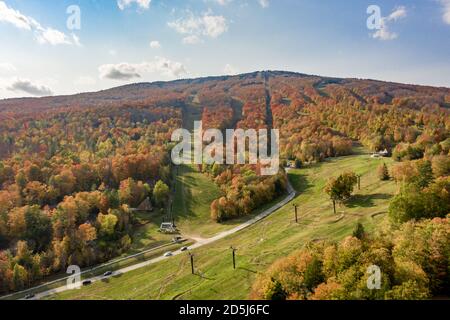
[0,0,449,99]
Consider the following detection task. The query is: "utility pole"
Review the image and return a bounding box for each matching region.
[357,175,361,190]
[333,200,336,215]
[293,204,299,223]
[170,200,175,227]
[230,247,237,269]
[189,252,195,275]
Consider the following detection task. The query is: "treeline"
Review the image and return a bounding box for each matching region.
[0,177,170,292]
[202,164,287,222]
[268,74,449,164]
[0,104,176,293]
[309,95,448,155]
[251,216,449,300]
[388,157,450,223]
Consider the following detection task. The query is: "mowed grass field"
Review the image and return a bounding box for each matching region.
[49,154,396,300]
[173,165,285,239]
[127,163,230,251]
[172,165,225,238]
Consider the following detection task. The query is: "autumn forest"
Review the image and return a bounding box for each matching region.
[0,71,449,299]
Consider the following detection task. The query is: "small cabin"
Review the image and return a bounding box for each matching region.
[371,149,390,158]
[160,222,176,234]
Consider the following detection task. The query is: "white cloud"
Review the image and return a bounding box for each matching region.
[35,27,72,45]
[440,0,450,25]
[0,1,37,30]
[150,40,161,49]
[117,0,151,10]
[224,64,239,75]
[0,62,16,73]
[372,28,398,41]
[202,14,228,37]
[99,57,187,81]
[258,0,269,9]
[373,27,398,40]
[168,11,228,43]
[372,6,407,41]
[388,6,407,21]
[6,78,53,96]
[182,35,202,45]
[0,1,76,46]
[207,0,233,5]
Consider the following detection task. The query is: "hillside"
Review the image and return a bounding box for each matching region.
[49,153,397,300]
[1,71,449,113]
[0,71,449,299]
[2,70,449,158]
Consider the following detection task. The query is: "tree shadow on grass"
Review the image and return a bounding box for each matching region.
[238,267,258,274]
[288,172,313,194]
[346,193,392,208]
[172,165,196,221]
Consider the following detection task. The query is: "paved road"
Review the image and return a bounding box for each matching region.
[0,240,181,300]
[20,172,296,300]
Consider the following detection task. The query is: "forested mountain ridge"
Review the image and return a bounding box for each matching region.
[0,71,449,294]
[2,70,449,160]
[1,71,449,113]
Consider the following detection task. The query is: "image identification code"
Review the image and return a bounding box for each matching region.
[179,304,270,318]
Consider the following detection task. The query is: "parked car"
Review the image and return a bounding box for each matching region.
[82,280,92,286]
[180,246,189,252]
[103,271,113,277]
[163,252,173,257]
[172,236,183,243]
[24,294,35,300]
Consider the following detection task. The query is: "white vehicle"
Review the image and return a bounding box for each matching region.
[163,252,173,257]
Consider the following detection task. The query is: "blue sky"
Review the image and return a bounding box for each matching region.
[0,0,449,98]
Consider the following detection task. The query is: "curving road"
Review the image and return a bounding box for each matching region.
[15,172,296,300]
